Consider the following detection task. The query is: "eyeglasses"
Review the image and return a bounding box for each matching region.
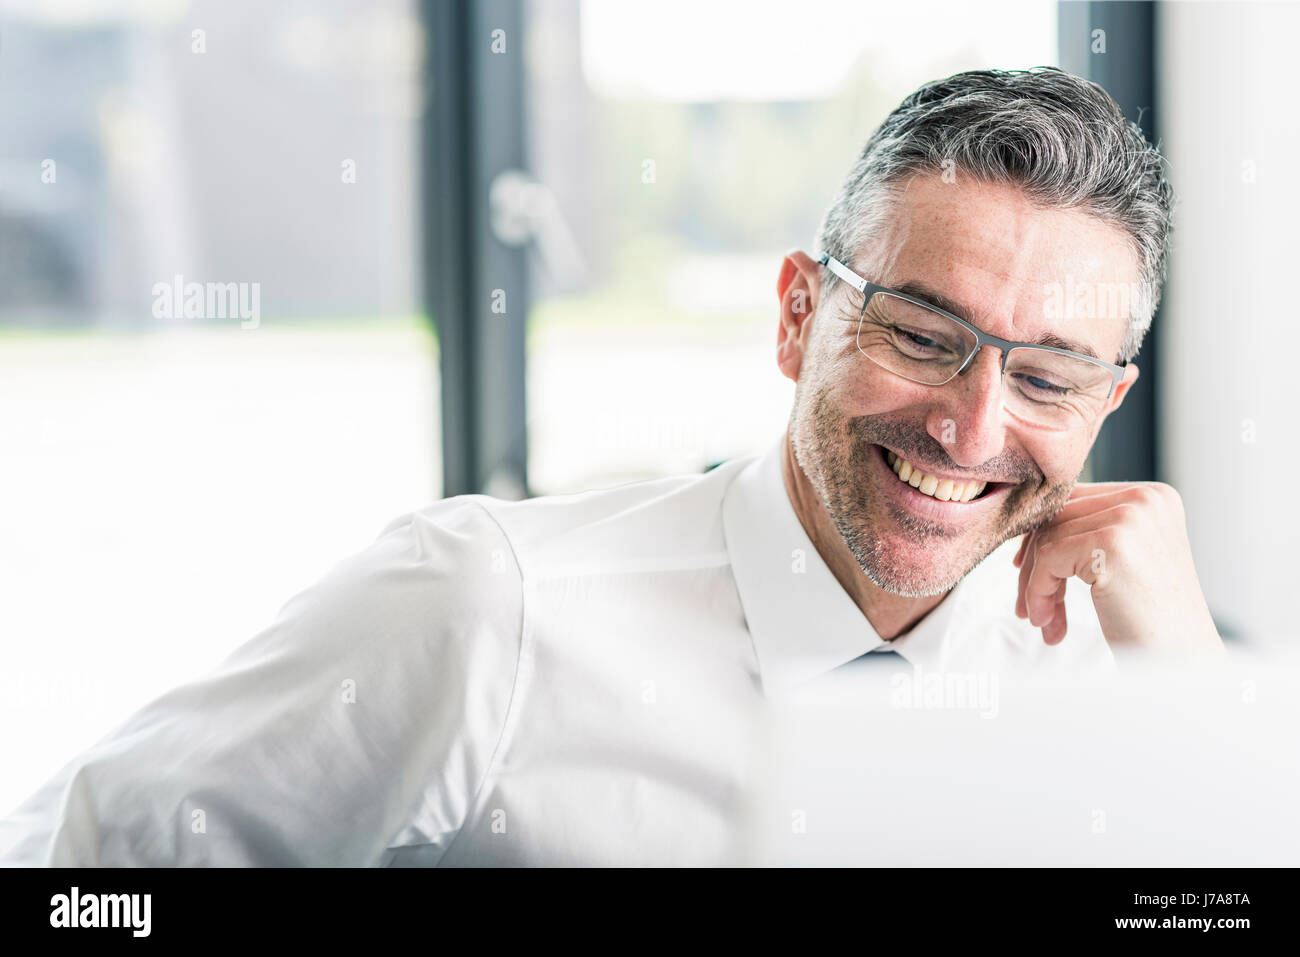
[818,253,1129,433]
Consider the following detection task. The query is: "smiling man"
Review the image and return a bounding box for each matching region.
[780,69,1221,656]
[0,67,1224,868]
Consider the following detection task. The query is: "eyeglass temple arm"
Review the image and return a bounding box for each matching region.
[817,253,867,293]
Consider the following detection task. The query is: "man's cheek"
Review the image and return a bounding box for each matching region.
[1007,480,1073,533]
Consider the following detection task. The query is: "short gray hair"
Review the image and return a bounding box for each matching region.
[815,66,1174,363]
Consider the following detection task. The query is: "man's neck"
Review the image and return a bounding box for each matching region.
[780,431,947,640]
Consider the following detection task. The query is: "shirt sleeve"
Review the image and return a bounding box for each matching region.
[0,497,524,866]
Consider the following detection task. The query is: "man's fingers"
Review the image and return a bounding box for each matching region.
[1024,530,1106,627]
[1066,481,1147,499]
[1017,503,1137,629]
[1046,487,1143,528]
[1012,532,1030,569]
[1042,579,1068,644]
[1017,489,1138,578]
[1019,536,1068,641]
[1015,530,1036,617]
[1027,504,1134,581]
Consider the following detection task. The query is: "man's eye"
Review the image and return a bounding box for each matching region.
[891,326,946,354]
[1012,372,1070,398]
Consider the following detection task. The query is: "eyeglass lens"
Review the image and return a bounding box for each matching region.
[856,292,1112,430]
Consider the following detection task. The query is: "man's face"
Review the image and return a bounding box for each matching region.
[782,172,1141,597]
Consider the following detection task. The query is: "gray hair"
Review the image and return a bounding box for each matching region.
[815,66,1174,363]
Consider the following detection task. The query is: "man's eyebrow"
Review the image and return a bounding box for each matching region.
[1031,331,1101,360]
[889,280,1103,361]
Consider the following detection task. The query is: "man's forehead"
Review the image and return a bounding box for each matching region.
[865,174,1139,355]
[882,174,1138,282]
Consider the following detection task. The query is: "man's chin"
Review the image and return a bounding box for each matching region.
[841,513,999,598]
[859,545,975,597]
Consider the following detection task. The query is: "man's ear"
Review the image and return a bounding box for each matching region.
[776,250,823,383]
[1091,362,1140,436]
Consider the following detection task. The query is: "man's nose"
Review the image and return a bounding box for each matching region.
[924,346,1007,466]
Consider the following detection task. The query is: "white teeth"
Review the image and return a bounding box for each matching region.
[886,449,988,503]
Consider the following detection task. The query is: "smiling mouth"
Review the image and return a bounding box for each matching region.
[875,444,1007,503]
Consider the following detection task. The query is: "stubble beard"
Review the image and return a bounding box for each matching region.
[790,384,1077,598]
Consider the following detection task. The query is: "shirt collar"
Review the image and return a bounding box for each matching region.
[721,432,967,692]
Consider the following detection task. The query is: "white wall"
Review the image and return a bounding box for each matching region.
[1158,1,1299,645]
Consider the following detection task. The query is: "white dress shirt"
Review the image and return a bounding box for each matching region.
[0,433,1112,867]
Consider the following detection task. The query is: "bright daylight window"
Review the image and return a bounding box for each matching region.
[523,0,1056,493]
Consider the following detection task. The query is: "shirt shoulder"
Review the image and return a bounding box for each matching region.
[474,457,752,579]
[0,496,525,866]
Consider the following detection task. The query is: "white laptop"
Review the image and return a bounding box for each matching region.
[739,645,1300,866]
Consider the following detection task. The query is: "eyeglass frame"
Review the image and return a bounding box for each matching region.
[817,252,1130,403]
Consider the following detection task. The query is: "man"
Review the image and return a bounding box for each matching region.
[0,67,1223,867]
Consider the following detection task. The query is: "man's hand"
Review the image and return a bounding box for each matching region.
[1011,481,1225,654]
